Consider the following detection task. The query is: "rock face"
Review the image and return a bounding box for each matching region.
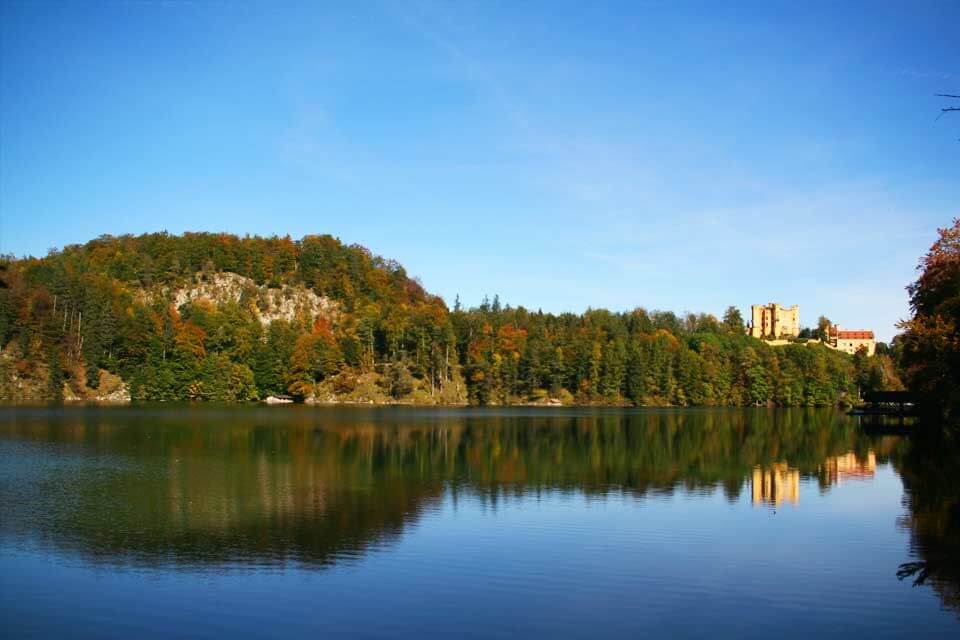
[63,369,131,403]
[152,272,339,326]
[0,346,48,401]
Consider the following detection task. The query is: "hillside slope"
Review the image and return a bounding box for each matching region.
[0,232,898,405]
[0,232,456,403]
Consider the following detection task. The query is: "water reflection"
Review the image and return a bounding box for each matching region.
[822,451,877,485]
[750,450,887,508]
[894,431,960,615]
[0,406,895,572]
[751,464,800,507]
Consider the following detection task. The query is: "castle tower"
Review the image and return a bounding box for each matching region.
[748,302,799,339]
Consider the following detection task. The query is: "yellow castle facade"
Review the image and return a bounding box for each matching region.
[748,302,800,339]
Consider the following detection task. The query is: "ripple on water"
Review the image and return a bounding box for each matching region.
[1,407,957,639]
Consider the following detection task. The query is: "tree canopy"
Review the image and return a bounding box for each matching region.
[0,231,897,406]
[898,218,960,425]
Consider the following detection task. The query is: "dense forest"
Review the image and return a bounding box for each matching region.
[0,232,901,405]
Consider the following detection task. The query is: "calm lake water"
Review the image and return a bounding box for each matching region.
[1,406,957,638]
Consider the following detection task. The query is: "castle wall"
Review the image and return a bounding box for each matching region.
[835,337,876,356]
[748,303,799,339]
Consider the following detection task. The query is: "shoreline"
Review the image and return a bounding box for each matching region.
[0,397,855,409]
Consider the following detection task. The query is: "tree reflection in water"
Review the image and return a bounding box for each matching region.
[894,428,960,615]
[0,406,937,592]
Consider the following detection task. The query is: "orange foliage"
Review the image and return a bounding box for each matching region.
[312,316,335,342]
[169,306,206,359]
[899,219,960,415]
[496,325,527,352]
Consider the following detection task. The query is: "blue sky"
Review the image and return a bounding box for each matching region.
[1,1,957,341]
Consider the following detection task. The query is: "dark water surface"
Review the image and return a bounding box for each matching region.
[1,406,957,638]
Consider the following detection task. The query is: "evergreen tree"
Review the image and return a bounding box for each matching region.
[722,306,745,333]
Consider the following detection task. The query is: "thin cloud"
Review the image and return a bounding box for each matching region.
[896,67,956,81]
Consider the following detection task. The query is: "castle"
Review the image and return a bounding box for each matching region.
[745,302,877,355]
[748,302,800,339]
[827,325,876,356]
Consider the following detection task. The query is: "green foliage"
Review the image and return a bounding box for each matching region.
[0,233,451,402]
[253,320,298,397]
[382,361,415,399]
[199,354,258,401]
[0,231,891,407]
[816,316,832,341]
[448,304,873,407]
[722,306,745,332]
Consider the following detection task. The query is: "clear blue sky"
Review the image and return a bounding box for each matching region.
[2,1,958,341]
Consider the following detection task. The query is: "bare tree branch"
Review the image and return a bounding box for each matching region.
[938,92,960,122]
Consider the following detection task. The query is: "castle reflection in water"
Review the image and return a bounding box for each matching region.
[823,450,877,484]
[751,463,800,507]
[751,451,877,508]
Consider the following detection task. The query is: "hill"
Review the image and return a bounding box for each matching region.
[0,232,898,405]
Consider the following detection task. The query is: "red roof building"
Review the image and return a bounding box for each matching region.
[836,330,874,340]
[828,325,876,356]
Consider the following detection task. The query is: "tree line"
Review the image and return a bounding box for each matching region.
[0,232,900,405]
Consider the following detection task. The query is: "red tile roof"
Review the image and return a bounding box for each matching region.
[837,330,874,340]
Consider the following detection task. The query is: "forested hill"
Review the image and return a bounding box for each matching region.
[0,232,899,405]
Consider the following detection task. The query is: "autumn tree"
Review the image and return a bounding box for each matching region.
[287,320,344,399]
[898,218,960,424]
[0,231,878,408]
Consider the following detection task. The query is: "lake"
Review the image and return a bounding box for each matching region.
[1,406,957,638]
